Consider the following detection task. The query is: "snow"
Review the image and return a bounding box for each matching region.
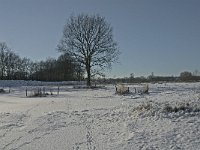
[0,81,200,150]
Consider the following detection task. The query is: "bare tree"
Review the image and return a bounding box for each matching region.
[0,42,10,79]
[58,14,119,86]
[180,71,192,81]
[6,51,20,79]
[0,42,34,80]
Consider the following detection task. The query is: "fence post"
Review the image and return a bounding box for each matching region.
[57,86,60,95]
[26,87,27,97]
[43,87,45,95]
[39,88,42,97]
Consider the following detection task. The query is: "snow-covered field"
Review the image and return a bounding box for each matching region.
[0,81,200,150]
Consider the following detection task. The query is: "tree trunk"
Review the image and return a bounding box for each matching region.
[1,68,4,79]
[86,66,91,87]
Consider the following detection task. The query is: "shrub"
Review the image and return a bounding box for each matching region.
[0,89,6,93]
[163,103,200,113]
[143,84,149,94]
[115,84,129,95]
[136,102,152,111]
[28,88,47,97]
[163,104,173,113]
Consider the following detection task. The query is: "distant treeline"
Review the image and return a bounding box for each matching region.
[96,71,200,84]
[1,42,199,83]
[0,42,84,81]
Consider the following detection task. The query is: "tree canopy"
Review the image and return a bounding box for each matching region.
[58,14,119,86]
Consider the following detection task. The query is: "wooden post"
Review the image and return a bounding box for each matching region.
[26,87,27,97]
[39,88,42,97]
[43,87,45,95]
[57,86,59,95]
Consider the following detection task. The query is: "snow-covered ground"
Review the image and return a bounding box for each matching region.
[0,81,200,150]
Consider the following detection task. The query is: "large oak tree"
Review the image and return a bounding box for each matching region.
[58,14,119,86]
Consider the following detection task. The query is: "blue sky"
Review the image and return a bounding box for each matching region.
[0,0,200,77]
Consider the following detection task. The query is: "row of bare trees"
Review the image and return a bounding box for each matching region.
[0,42,29,80]
[0,42,84,81]
[31,54,84,81]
